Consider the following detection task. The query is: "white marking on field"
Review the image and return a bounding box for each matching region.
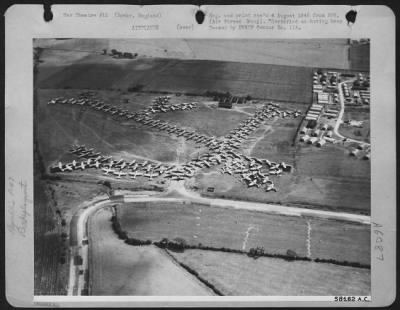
[242,225,258,251]
[306,220,312,258]
[193,235,198,239]
[196,216,201,220]
[196,223,200,226]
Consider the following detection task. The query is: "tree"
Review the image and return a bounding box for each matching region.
[248,246,265,259]
[286,249,297,260]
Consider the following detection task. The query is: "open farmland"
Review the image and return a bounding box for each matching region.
[37,38,352,69]
[34,178,67,295]
[118,202,370,264]
[38,56,313,103]
[89,208,212,296]
[349,42,370,72]
[169,249,370,296]
[109,38,351,69]
[142,59,313,103]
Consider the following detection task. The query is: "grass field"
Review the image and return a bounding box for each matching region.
[192,116,370,214]
[169,249,370,296]
[193,171,370,215]
[89,208,212,296]
[36,38,352,69]
[35,89,201,168]
[118,202,370,264]
[34,177,67,295]
[154,104,249,137]
[38,55,313,103]
[339,109,370,143]
[349,43,370,72]
[205,106,369,214]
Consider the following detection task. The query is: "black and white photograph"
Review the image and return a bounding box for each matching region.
[5,4,396,307]
[33,38,371,296]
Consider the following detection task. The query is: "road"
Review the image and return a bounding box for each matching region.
[334,80,370,146]
[67,182,370,295]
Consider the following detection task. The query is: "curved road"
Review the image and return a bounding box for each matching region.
[67,183,370,295]
[334,80,370,146]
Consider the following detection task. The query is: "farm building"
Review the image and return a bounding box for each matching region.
[311,129,321,137]
[320,124,328,131]
[325,130,333,138]
[318,92,329,104]
[308,137,318,144]
[305,114,319,121]
[350,149,360,156]
[310,104,323,111]
[218,98,233,109]
[300,135,310,142]
[316,138,326,147]
[324,112,337,119]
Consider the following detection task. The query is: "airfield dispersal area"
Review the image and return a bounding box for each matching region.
[34,39,371,296]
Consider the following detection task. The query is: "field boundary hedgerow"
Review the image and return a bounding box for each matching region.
[110,215,370,270]
[162,249,224,296]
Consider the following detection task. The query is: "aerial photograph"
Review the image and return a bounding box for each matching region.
[33,38,371,296]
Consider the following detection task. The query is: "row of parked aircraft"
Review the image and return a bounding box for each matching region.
[50,145,175,180]
[146,96,198,113]
[47,94,198,120]
[140,117,218,145]
[48,93,297,191]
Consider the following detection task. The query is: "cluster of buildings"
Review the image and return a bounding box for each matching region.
[299,123,335,147]
[342,73,370,106]
[358,90,370,105]
[305,103,323,121]
[322,107,339,119]
[217,96,249,108]
[350,144,371,160]
[106,49,137,59]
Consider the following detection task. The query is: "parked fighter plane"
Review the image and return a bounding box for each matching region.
[265,182,278,192]
[102,167,114,175]
[113,170,127,179]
